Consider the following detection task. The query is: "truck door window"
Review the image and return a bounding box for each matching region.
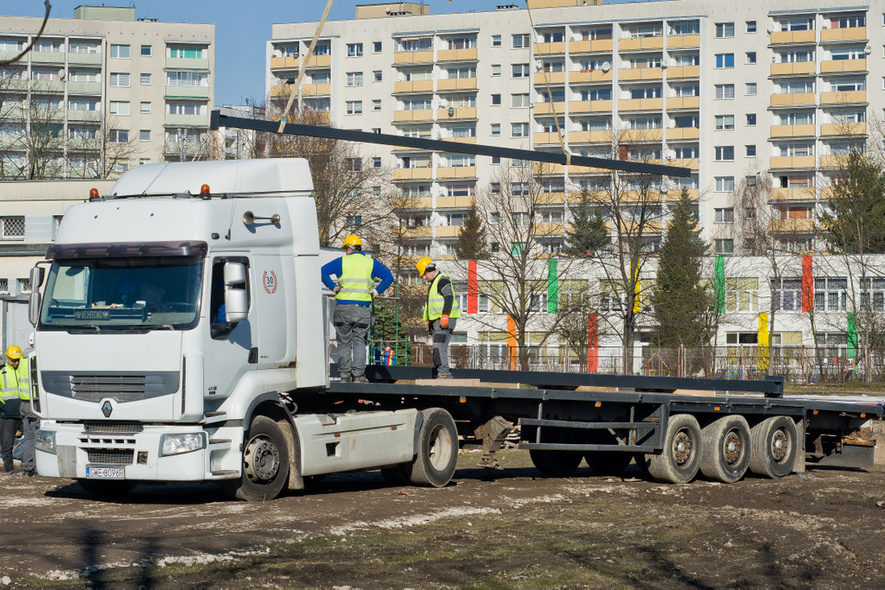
[210,257,249,339]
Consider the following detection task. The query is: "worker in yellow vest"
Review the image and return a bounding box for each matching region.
[0,345,34,476]
[321,234,393,383]
[417,257,460,379]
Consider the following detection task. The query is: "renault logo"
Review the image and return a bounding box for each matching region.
[101,400,113,417]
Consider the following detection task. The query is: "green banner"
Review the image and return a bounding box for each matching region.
[714,256,726,313]
[547,258,558,314]
[847,312,858,359]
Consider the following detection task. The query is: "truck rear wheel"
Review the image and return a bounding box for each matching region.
[401,408,458,488]
[700,415,751,483]
[222,415,290,501]
[647,414,702,484]
[749,416,797,479]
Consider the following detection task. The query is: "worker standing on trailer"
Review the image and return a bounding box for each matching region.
[417,257,460,379]
[321,234,393,383]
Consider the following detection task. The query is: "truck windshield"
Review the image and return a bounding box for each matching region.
[40,257,203,331]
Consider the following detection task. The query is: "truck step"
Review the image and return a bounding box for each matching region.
[202,411,227,424]
[208,438,232,446]
[210,470,238,477]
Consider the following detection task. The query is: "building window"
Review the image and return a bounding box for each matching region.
[715,54,734,69]
[346,101,362,115]
[490,123,501,136]
[1,217,24,240]
[715,115,735,130]
[512,63,530,78]
[141,44,152,56]
[714,239,734,254]
[373,157,381,168]
[715,208,734,223]
[140,101,151,113]
[491,94,501,106]
[166,71,208,87]
[109,129,129,143]
[373,41,382,53]
[715,23,735,38]
[725,278,758,312]
[772,278,804,311]
[372,99,381,111]
[139,158,150,166]
[140,73,151,85]
[167,103,202,115]
[346,72,363,87]
[861,278,885,311]
[373,70,382,82]
[715,146,735,161]
[746,113,757,126]
[745,83,757,96]
[814,278,848,311]
[169,46,204,59]
[139,130,150,142]
[511,122,529,137]
[109,101,130,115]
[715,84,735,99]
[715,176,735,192]
[511,93,530,108]
[109,72,130,87]
[746,21,757,33]
[110,44,130,59]
[346,43,363,57]
[492,34,502,47]
[512,34,530,48]
[746,145,756,157]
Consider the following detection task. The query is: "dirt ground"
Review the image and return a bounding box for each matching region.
[2,446,885,589]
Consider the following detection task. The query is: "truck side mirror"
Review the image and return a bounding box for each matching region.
[224,262,246,286]
[28,266,45,326]
[224,288,248,323]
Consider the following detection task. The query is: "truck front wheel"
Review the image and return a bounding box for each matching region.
[222,415,290,501]
[401,408,458,487]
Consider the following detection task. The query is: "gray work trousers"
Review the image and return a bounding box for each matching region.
[20,402,36,474]
[334,304,373,379]
[0,417,20,474]
[431,317,457,377]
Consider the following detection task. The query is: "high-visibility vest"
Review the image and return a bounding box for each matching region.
[1,357,31,402]
[337,253,376,303]
[423,273,461,321]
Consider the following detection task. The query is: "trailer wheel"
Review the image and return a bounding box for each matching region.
[749,416,797,479]
[584,451,632,476]
[700,415,751,483]
[529,446,583,477]
[77,479,137,497]
[401,408,458,488]
[646,414,702,484]
[222,415,290,501]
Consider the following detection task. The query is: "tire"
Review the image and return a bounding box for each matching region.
[530,448,583,477]
[583,431,632,475]
[749,416,797,479]
[699,415,751,483]
[222,415,290,501]
[78,479,137,497]
[401,408,458,488]
[646,414,702,484]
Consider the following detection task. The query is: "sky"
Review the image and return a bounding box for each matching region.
[5,0,640,106]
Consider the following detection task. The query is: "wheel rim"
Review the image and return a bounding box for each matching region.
[672,428,695,467]
[722,430,745,466]
[770,428,789,463]
[244,434,280,483]
[428,423,454,471]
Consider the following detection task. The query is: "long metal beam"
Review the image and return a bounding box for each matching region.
[210,111,692,178]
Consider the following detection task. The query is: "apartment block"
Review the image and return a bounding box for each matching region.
[0,5,214,179]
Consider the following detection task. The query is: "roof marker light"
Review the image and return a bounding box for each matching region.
[88,188,100,201]
[200,184,211,198]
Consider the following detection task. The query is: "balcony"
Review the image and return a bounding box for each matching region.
[446,136,477,144]
[569,130,612,143]
[402,226,432,238]
[165,85,210,100]
[569,39,613,54]
[770,62,816,76]
[615,191,664,205]
[665,188,699,201]
[270,56,299,70]
[568,100,612,114]
[820,154,851,169]
[437,107,476,120]
[666,65,700,79]
[392,167,433,181]
[437,78,477,92]
[770,93,816,107]
[437,195,475,208]
[30,51,65,65]
[165,114,209,127]
[534,71,566,86]
[394,51,433,65]
[437,48,478,62]
[820,90,866,105]
[771,187,816,201]
[534,42,566,56]
[667,127,699,141]
[536,222,565,235]
[165,56,210,70]
[666,35,700,49]
[534,102,566,116]
[164,141,206,156]
[770,218,814,232]
[393,109,433,123]
[820,58,866,74]
[66,110,101,122]
[269,84,292,97]
[618,37,664,51]
[820,26,867,43]
[436,165,477,179]
[393,196,432,209]
[667,96,699,111]
[618,67,663,82]
[435,225,462,238]
[30,80,65,93]
[68,53,102,66]
[67,81,102,95]
[301,83,331,96]
[393,80,433,94]
[534,132,563,145]
[820,122,866,136]
[770,30,816,45]
[667,158,700,170]
[618,97,663,112]
[569,69,612,83]
[770,124,815,138]
[537,192,566,205]
[770,155,815,169]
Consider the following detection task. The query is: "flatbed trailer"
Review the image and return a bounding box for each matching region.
[303,365,882,485]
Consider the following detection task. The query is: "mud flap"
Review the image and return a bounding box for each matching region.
[281,419,304,491]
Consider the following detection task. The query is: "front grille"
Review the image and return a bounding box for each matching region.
[86,449,134,465]
[84,423,144,435]
[71,375,146,402]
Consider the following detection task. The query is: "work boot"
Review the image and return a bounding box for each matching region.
[338,375,352,383]
[353,375,369,384]
[436,374,453,380]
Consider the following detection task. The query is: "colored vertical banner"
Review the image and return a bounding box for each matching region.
[587,312,599,373]
[467,260,478,314]
[506,315,517,370]
[847,312,858,359]
[758,312,769,373]
[633,267,641,314]
[801,255,814,313]
[714,256,726,313]
[547,258,559,313]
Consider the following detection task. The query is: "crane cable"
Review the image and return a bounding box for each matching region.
[277,0,335,132]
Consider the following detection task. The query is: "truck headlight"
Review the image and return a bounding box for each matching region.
[35,430,56,454]
[160,433,206,457]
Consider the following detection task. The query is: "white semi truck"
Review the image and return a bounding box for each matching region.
[28,158,883,501]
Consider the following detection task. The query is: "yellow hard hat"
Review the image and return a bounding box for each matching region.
[5,345,22,360]
[342,234,362,249]
[415,257,434,277]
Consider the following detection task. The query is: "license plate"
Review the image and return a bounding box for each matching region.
[86,466,125,480]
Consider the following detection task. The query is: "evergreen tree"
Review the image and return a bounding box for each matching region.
[820,152,885,254]
[455,206,489,259]
[652,189,713,347]
[565,191,609,257]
